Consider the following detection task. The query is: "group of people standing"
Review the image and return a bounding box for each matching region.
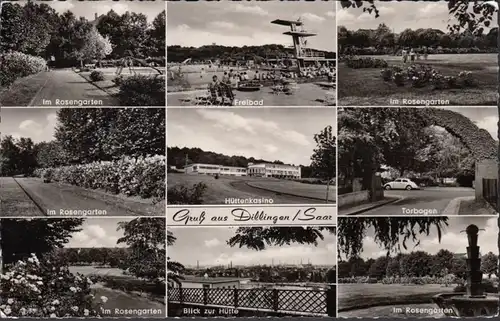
[401,47,429,63]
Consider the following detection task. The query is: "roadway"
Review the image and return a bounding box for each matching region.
[353,187,475,215]
[0,177,163,217]
[28,69,118,106]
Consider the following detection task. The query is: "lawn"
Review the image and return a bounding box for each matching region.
[0,72,50,106]
[168,173,334,204]
[69,266,165,317]
[338,283,455,312]
[338,53,497,106]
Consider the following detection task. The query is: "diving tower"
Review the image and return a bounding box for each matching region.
[271,18,334,69]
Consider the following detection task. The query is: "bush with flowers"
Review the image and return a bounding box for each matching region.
[0,253,108,317]
[346,56,388,69]
[33,155,165,202]
[0,52,47,86]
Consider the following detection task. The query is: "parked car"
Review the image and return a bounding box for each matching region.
[384,178,420,190]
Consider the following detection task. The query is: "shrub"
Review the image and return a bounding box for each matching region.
[117,75,165,106]
[381,68,392,81]
[33,155,165,202]
[0,52,47,86]
[458,71,475,87]
[0,254,106,317]
[112,75,124,86]
[346,56,388,69]
[393,72,405,86]
[89,70,104,82]
[167,182,207,205]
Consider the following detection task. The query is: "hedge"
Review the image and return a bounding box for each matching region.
[33,155,165,201]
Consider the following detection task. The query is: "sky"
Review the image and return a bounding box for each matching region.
[167,0,336,52]
[168,226,336,267]
[26,0,165,22]
[0,108,58,143]
[445,107,498,140]
[337,1,498,32]
[339,216,497,260]
[167,108,337,166]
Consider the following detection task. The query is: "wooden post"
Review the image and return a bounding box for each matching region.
[272,289,279,311]
[326,286,336,317]
[179,287,184,303]
[234,288,239,308]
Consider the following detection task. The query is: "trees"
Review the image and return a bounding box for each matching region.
[340,0,499,285]
[481,252,498,278]
[310,125,336,202]
[399,251,432,277]
[117,218,165,282]
[76,27,112,67]
[167,231,185,288]
[0,218,84,265]
[0,136,37,176]
[149,11,166,57]
[430,249,454,276]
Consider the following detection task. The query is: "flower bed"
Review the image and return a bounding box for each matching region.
[33,155,165,201]
[0,254,106,317]
[380,64,477,89]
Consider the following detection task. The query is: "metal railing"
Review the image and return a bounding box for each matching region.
[168,287,335,316]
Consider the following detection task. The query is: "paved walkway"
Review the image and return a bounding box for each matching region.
[29,69,118,106]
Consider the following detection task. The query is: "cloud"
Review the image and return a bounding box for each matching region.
[50,1,75,12]
[301,13,325,23]
[475,116,497,140]
[209,21,237,30]
[17,113,57,142]
[95,3,130,16]
[417,3,448,19]
[196,110,310,146]
[227,3,269,16]
[168,25,287,48]
[204,238,221,248]
[201,245,334,266]
[336,9,356,23]
[325,11,336,18]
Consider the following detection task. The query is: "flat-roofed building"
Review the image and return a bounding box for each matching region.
[184,163,247,176]
[247,162,301,179]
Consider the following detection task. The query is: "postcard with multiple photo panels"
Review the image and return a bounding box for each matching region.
[0,0,498,319]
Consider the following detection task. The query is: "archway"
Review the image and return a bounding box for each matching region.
[422,108,497,161]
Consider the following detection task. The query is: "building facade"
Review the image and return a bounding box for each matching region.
[247,163,301,179]
[184,163,247,176]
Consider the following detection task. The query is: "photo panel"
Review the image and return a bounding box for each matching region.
[0,217,166,318]
[337,0,498,106]
[338,107,498,216]
[337,216,499,318]
[0,0,166,107]
[166,0,336,107]
[167,107,336,225]
[0,107,166,217]
[167,225,336,317]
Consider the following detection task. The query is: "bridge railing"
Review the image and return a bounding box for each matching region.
[168,287,335,316]
[482,178,498,211]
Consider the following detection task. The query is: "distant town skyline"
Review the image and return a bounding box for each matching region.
[167,1,336,51]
